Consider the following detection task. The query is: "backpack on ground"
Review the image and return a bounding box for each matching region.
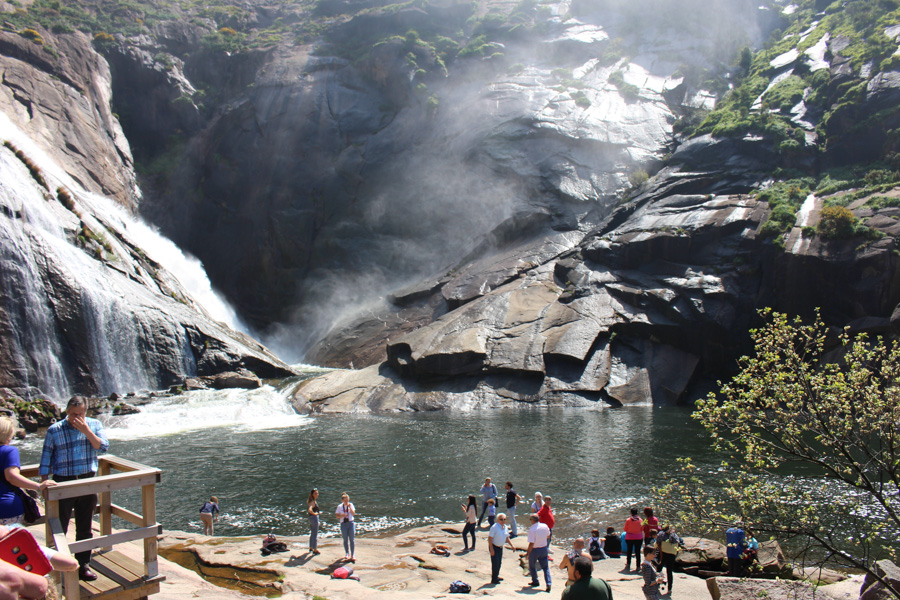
[450,580,471,593]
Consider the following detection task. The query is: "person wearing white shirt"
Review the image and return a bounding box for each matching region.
[526,513,552,592]
[335,493,356,561]
[487,513,516,584]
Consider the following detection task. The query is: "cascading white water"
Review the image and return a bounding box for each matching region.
[103,384,312,440]
[0,114,257,399]
[78,192,250,334]
[0,152,71,399]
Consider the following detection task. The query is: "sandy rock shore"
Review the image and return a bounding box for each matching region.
[153,523,864,600]
[31,522,866,600]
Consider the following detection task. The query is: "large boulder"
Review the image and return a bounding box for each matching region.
[861,560,900,600]
[707,576,818,600]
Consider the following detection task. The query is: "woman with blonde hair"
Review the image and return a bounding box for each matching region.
[0,417,54,525]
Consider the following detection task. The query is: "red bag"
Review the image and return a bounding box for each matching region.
[331,566,353,579]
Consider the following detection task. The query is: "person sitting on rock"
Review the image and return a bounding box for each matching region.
[604,526,622,558]
[261,533,288,556]
[560,538,590,586]
[588,529,607,560]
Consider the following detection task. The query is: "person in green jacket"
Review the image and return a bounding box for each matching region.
[561,556,613,600]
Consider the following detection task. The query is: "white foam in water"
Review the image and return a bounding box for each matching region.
[105,386,311,440]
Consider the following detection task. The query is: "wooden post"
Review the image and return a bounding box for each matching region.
[99,457,113,551]
[141,483,158,578]
[44,495,63,599]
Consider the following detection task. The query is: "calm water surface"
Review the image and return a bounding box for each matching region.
[19,389,713,545]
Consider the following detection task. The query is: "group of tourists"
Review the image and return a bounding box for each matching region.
[197,475,758,599]
[462,478,689,599]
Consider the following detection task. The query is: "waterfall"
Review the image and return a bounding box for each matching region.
[78,192,250,334]
[0,114,255,400]
[0,153,71,399]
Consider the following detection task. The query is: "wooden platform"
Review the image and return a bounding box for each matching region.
[79,550,165,600]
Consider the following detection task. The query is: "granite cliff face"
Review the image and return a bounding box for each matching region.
[3,0,900,407]
[0,27,294,400]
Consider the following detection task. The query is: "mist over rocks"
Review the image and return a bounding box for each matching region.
[299,135,900,410]
[4,0,900,406]
[104,0,782,353]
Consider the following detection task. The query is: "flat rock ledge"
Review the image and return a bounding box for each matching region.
[157,524,863,600]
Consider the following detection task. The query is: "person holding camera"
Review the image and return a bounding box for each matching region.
[336,493,356,562]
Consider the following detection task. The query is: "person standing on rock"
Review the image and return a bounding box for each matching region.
[538,495,555,543]
[478,478,498,527]
[199,496,219,535]
[561,556,613,600]
[505,481,522,538]
[39,396,109,582]
[531,491,543,514]
[725,521,746,577]
[487,512,516,584]
[336,493,356,562]
[641,544,664,599]
[461,495,477,551]
[624,508,644,572]
[307,489,321,555]
[526,513,552,592]
[657,524,685,593]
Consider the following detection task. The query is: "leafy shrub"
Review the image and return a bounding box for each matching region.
[628,169,649,187]
[426,94,439,116]
[817,205,857,239]
[864,169,900,186]
[763,75,807,111]
[3,141,48,190]
[756,180,811,238]
[56,187,74,211]
[19,28,44,44]
[572,91,591,108]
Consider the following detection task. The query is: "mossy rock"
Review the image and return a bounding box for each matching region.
[0,398,61,432]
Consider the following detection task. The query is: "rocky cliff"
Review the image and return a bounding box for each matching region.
[0,27,294,400]
[3,0,900,408]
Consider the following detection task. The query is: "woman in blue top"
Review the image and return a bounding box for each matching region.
[199,496,219,535]
[0,417,54,525]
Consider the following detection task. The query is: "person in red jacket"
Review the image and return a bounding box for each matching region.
[623,508,644,572]
[642,507,659,545]
[538,496,555,542]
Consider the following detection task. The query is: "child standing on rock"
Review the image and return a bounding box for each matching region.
[641,544,664,600]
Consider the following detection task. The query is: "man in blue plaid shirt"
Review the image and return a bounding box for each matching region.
[39,397,109,581]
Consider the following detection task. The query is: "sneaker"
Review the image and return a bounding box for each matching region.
[546,586,551,593]
[79,566,98,582]
[529,581,539,587]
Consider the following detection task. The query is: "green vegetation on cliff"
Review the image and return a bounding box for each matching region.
[689,0,900,165]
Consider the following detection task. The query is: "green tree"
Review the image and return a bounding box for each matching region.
[657,310,899,598]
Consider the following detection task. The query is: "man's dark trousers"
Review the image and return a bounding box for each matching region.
[54,473,97,567]
[491,545,503,582]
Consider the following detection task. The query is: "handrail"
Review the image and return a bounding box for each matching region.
[20,455,163,600]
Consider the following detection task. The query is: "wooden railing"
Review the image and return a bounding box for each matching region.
[21,456,163,600]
